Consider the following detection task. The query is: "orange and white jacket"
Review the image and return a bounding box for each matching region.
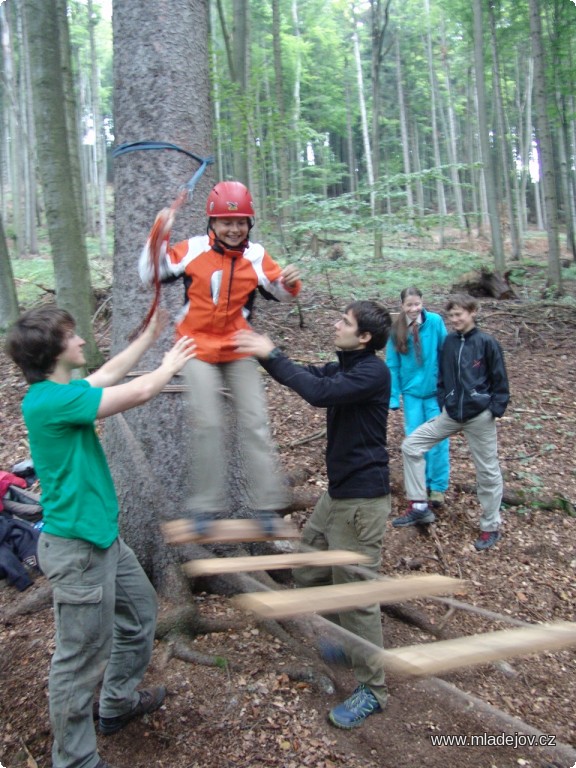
[139,231,301,364]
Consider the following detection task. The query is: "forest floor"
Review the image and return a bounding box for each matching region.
[1,238,576,768]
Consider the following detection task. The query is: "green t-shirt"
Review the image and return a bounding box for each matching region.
[22,379,119,548]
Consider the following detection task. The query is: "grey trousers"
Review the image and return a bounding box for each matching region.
[184,357,290,512]
[38,534,158,768]
[293,492,391,707]
[402,407,503,531]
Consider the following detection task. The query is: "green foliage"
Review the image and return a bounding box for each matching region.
[10,232,111,307]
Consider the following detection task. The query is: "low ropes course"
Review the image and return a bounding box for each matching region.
[114,141,576,696]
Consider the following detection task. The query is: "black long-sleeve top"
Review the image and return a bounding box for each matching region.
[261,348,390,499]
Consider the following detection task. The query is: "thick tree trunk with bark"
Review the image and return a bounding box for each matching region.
[0,214,18,330]
[108,0,215,594]
[473,0,505,272]
[529,0,563,292]
[23,0,102,366]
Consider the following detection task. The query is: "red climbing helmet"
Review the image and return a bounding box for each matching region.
[206,181,255,219]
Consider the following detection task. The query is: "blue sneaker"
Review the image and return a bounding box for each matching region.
[392,503,436,528]
[328,684,382,729]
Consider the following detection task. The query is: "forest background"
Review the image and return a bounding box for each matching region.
[0,0,575,615]
[0,2,576,767]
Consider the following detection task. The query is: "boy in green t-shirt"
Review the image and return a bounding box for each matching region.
[6,306,195,768]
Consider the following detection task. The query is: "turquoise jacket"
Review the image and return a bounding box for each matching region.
[385,309,447,409]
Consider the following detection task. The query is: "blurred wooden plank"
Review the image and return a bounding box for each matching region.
[162,517,300,544]
[183,550,371,576]
[234,575,466,618]
[380,621,576,677]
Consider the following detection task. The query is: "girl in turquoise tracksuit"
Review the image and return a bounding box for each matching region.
[386,287,449,504]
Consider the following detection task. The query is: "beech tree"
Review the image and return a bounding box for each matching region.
[0,213,18,330]
[22,0,102,365]
[529,0,562,292]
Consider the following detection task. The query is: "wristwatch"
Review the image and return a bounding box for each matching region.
[267,347,283,360]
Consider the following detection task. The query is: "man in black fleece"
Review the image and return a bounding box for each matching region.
[235,300,392,730]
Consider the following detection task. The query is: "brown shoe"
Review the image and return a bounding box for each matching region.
[98,686,166,735]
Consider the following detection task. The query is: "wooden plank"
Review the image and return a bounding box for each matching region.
[379,621,576,677]
[234,575,466,618]
[183,550,372,576]
[162,517,300,545]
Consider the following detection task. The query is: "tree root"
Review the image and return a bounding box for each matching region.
[0,581,52,623]
[382,603,449,639]
[418,677,576,766]
[159,637,230,669]
[281,664,336,694]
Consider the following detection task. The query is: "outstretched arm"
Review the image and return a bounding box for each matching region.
[95,335,197,419]
[235,330,387,408]
[234,329,277,359]
[87,309,168,388]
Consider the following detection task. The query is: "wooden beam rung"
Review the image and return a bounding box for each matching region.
[183,550,371,576]
[378,621,576,677]
[162,517,300,545]
[233,575,466,618]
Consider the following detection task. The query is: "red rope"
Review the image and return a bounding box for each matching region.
[130,189,188,340]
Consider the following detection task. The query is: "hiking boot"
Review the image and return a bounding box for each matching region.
[98,686,166,735]
[474,530,501,551]
[94,760,117,768]
[328,684,382,729]
[392,503,435,528]
[428,491,445,508]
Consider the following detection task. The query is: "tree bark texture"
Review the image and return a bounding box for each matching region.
[109,0,214,591]
[0,213,19,329]
[528,0,563,291]
[23,0,102,366]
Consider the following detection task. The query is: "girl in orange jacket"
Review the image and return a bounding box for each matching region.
[139,181,301,526]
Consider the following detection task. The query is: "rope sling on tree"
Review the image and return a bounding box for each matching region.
[112,141,214,336]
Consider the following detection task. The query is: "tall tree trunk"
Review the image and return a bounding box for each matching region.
[231,0,250,186]
[369,0,391,261]
[55,0,87,238]
[516,53,534,240]
[23,0,101,366]
[352,17,374,216]
[109,0,213,589]
[473,0,505,271]
[528,0,562,292]
[423,0,446,246]
[87,0,108,260]
[290,0,302,202]
[395,38,414,217]
[487,0,521,260]
[272,0,289,218]
[17,3,38,255]
[440,19,466,230]
[1,3,23,254]
[0,213,18,330]
[344,57,357,195]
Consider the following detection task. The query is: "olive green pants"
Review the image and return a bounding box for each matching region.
[293,492,391,707]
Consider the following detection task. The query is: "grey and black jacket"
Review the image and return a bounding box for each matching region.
[438,327,509,422]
